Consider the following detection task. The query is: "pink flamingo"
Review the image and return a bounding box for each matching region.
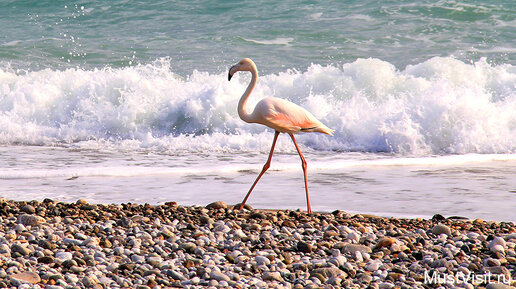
[228,58,334,214]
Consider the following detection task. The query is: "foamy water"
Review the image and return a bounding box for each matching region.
[2,57,516,155]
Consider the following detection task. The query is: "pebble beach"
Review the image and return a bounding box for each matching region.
[0,198,514,289]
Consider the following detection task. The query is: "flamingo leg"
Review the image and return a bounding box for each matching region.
[239,131,280,210]
[289,133,312,214]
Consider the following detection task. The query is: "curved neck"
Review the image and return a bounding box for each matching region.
[238,67,258,123]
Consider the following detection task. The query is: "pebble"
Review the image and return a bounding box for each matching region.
[467,232,479,239]
[166,270,187,281]
[491,244,505,254]
[379,282,395,289]
[255,255,271,266]
[432,224,452,236]
[366,260,381,271]
[0,199,513,289]
[485,257,501,267]
[297,241,313,253]
[263,271,283,282]
[485,284,515,289]
[17,214,45,226]
[209,271,231,282]
[10,271,41,284]
[347,231,360,243]
[323,230,339,239]
[328,255,347,267]
[62,259,78,268]
[55,252,73,262]
[20,205,36,214]
[206,201,227,210]
[489,237,507,249]
[376,237,396,248]
[342,243,372,254]
[131,254,145,263]
[358,273,372,283]
[311,267,347,279]
[37,256,54,264]
[11,244,31,256]
[76,199,88,205]
[106,262,119,272]
[81,276,97,287]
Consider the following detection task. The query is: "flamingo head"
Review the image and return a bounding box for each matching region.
[228,58,256,81]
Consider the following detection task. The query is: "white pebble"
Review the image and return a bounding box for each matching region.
[107,262,119,272]
[490,244,505,254]
[255,255,271,266]
[14,224,26,233]
[55,251,73,262]
[347,231,360,243]
[366,260,381,271]
[489,237,506,249]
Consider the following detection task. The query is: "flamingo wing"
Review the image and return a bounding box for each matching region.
[253,97,333,135]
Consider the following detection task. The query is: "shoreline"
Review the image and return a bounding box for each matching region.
[0,199,514,289]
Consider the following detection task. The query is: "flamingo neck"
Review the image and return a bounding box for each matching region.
[238,67,258,123]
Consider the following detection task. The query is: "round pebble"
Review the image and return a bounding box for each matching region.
[432,223,451,236]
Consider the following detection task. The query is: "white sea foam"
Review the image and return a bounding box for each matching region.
[1,57,516,155]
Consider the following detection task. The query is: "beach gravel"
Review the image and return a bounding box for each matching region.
[0,199,514,288]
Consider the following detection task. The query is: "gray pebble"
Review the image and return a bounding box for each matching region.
[20,205,36,214]
[342,244,372,255]
[431,224,451,236]
[210,271,231,282]
[11,244,31,256]
[255,255,271,266]
[263,271,283,282]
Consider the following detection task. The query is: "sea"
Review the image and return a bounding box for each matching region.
[1,0,515,222]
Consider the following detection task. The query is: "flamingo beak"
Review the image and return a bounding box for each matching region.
[228,64,237,81]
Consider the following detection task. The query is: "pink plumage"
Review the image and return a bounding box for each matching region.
[253,97,334,135]
[228,58,334,214]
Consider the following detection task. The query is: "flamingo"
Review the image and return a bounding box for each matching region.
[228,58,334,214]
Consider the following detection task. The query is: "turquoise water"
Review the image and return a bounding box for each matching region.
[1,1,516,220]
[1,1,516,74]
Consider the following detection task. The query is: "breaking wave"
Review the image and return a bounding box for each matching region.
[1,57,516,155]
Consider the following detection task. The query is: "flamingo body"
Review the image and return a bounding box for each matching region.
[250,97,334,135]
[228,58,334,213]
